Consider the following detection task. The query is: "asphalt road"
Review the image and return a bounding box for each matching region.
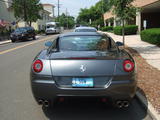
[0,31,152,120]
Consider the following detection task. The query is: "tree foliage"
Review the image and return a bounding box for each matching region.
[112,0,137,21]
[77,0,113,27]
[55,13,75,29]
[12,0,43,26]
[112,0,138,45]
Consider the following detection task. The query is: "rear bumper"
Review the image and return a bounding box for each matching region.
[31,76,137,102]
[46,30,56,34]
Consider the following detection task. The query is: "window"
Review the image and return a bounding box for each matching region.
[75,29,97,32]
[59,35,117,51]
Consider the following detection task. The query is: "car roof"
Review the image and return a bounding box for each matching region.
[75,26,97,30]
[59,32,103,38]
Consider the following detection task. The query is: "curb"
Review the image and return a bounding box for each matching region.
[136,91,160,120]
[0,40,11,45]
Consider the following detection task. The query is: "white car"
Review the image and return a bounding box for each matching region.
[45,22,61,35]
[74,27,97,32]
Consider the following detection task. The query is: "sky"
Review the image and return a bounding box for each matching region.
[40,0,100,17]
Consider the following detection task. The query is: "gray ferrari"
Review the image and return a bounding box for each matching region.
[30,32,137,108]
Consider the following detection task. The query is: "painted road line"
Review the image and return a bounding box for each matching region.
[0,36,53,55]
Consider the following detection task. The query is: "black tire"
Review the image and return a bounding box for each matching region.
[11,39,16,43]
[33,36,36,40]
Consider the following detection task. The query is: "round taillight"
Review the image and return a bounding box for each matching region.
[33,59,43,73]
[123,60,134,72]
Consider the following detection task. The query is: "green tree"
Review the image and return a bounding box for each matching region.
[55,13,75,29]
[12,0,43,26]
[112,0,138,45]
[77,0,113,27]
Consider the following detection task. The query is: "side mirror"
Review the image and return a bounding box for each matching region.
[116,41,124,46]
[45,41,52,47]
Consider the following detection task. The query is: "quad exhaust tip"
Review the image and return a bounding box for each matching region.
[123,101,129,108]
[116,100,130,108]
[44,100,49,107]
[38,100,43,105]
[38,100,50,107]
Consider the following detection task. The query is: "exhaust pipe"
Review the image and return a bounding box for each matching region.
[38,100,43,105]
[123,101,130,108]
[116,101,123,108]
[44,100,49,107]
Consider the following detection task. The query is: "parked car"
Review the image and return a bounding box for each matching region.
[45,22,61,35]
[74,27,97,32]
[10,27,36,42]
[30,32,137,108]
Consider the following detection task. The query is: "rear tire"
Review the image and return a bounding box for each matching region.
[11,39,16,43]
[33,36,36,40]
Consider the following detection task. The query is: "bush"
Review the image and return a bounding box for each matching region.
[0,29,10,36]
[35,30,45,34]
[100,26,113,31]
[113,25,138,35]
[141,28,160,45]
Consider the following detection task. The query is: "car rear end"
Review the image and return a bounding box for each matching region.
[46,28,57,34]
[30,33,137,107]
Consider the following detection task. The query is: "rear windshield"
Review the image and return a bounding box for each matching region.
[46,25,55,28]
[59,35,116,51]
[15,28,27,32]
[75,29,97,32]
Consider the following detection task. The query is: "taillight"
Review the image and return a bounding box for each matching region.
[33,59,43,73]
[123,60,134,72]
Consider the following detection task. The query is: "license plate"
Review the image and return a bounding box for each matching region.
[72,78,94,87]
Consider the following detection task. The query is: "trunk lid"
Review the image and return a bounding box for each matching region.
[49,51,117,76]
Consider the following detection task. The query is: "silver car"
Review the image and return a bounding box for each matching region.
[30,32,137,108]
[74,27,97,32]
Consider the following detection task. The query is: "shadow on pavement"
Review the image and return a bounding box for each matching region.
[14,38,39,43]
[42,95,149,120]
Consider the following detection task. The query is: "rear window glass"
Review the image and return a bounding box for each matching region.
[75,29,97,32]
[59,36,114,51]
[15,28,27,32]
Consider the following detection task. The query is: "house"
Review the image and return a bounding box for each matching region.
[103,0,160,32]
[0,0,16,29]
[42,4,55,18]
[0,0,55,31]
[18,9,53,30]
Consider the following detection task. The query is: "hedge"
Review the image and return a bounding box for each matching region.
[113,25,138,35]
[100,26,113,31]
[35,30,45,34]
[141,28,160,45]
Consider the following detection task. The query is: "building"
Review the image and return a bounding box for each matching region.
[103,0,160,32]
[42,4,55,18]
[18,4,55,30]
[0,0,55,31]
[18,10,53,30]
[0,0,16,29]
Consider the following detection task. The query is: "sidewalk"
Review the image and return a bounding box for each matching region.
[102,32,160,119]
[0,40,11,45]
[103,32,160,71]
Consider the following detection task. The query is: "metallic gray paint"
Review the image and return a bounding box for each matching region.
[30,32,137,104]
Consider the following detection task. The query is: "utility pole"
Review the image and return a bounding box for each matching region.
[66,8,69,29]
[58,0,60,22]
